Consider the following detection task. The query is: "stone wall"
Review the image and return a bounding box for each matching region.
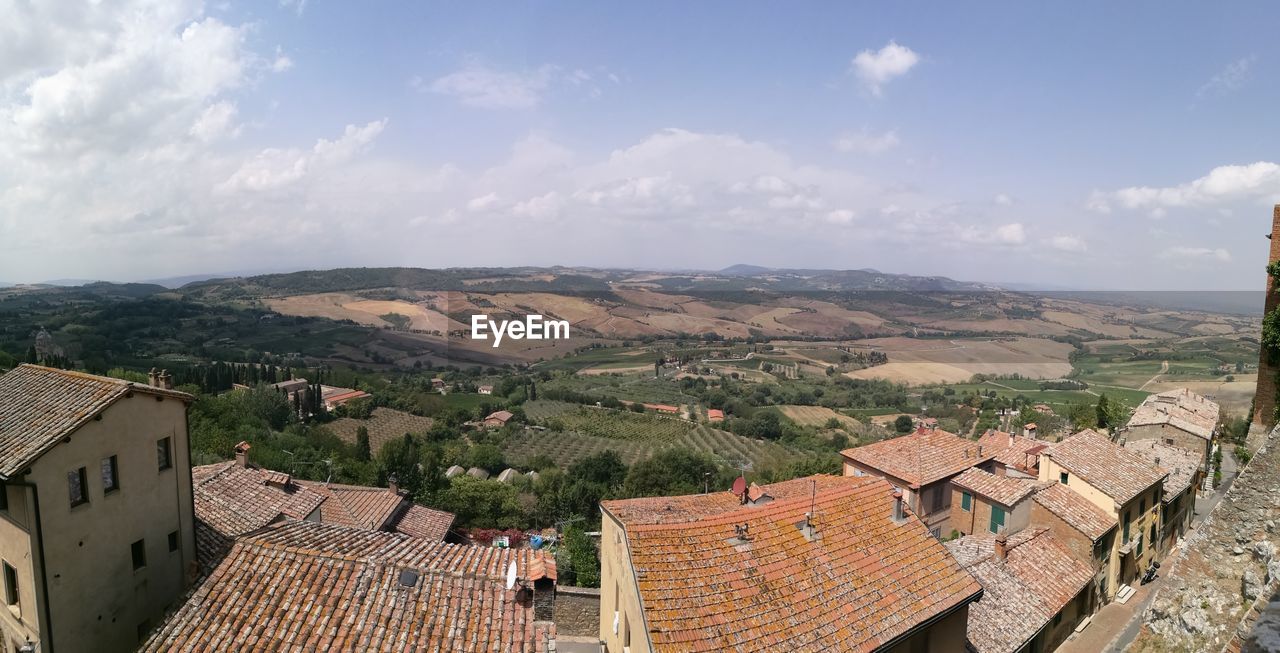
[555,585,602,638]
[1254,205,1280,426]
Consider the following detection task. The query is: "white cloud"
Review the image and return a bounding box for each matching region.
[219,119,387,192]
[1048,235,1087,252]
[850,41,920,97]
[994,193,1014,206]
[271,46,293,73]
[1098,161,1280,211]
[994,223,1027,245]
[1197,56,1256,98]
[466,192,501,212]
[834,129,900,154]
[1161,246,1232,262]
[427,64,555,109]
[190,101,239,142]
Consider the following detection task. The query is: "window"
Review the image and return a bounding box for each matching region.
[136,619,150,643]
[0,481,8,511]
[131,539,146,571]
[168,531,179,553]
[1150,523,1157,544]
[930,526,941,538]
[68,467,88,507]
[1059,472,1069,485]
[101,455,119,494]
[3,562,16,608]
[929,487,944,514]
[1136,534,1144,557]
[156,437,172,471]
[1139,498,1146,514]
[1123,511,1131,543]
[961,491,972,512]
[989,505,1006,533]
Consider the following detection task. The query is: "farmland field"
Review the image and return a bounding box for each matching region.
[776,405,860,428]
[517,401,803,469]
[327,407,434,455]
[843,337,1075,386]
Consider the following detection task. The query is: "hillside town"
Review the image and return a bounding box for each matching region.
[0,358,1245,652]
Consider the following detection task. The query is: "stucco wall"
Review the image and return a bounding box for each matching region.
[599,512,649,653]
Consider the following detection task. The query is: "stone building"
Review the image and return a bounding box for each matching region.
[1255,204,1280,426]
[0,364,197,653]
[950,467,1038,538]
[1119,388,1217,476]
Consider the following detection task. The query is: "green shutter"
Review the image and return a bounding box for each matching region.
[989,505,1005,533]
[961,492,972,511]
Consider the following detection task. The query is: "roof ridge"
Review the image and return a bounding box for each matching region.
[629,478,881,532]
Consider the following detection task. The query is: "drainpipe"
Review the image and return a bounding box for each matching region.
[7,478,53,653]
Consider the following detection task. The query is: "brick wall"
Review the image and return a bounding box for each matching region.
[1029,501,1098,566]
[1254,205,1280,425]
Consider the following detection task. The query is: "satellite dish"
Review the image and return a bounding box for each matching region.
[731,477,747,496]
[506,561,517,590]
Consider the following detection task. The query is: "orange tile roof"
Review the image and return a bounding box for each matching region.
[946,528,1095,653]
[486,409,514,422]
[601,474,856,526]
[977,430,1044,473]
[294,479,407,530]
[388,503,456,541]
[1031,483,1117,542]
[0,364,191,477]
[603,475,982,652]
[1043,429,1167,505]
[707,408,725,420]
[952,468,1038,507]
[841,427,994,488]
[141,520,556,652]
[1121,439,1202,502]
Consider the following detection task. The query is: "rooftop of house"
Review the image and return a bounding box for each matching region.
[1121,439,1202,502]
[0,364,192,478]
[1124,388,1219,441]
[1031,483,1117,543]
[977,430,1046,474]
[945,529,1095,653]
[141,520,556,653]
[1042,429,1167,506]
[486,410,514,422]
[602,475,983,652]
[294,479,414,530]
[841,426,995,488]
[952,468,1038,507]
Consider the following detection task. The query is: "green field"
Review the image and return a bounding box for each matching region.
[541,375,693,406]
[516,400,803,469]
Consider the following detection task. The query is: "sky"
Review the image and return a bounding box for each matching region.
[1,1,1278,289]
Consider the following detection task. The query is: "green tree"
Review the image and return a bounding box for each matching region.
[377,434,422,497]
[355,426,371,462]
[439,475,526,529]
[893,415,914,433]
[623,448,724,498]
[562,525,600,587]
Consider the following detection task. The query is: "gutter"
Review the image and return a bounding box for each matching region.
[872,586,983,653]
[8,478,53,653]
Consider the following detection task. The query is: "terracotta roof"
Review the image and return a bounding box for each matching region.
[1121,439,1201,502]
[946,529,1095,653]
[387,503,455,541]
[1042,429,1167,505]
[707,408,725,420]
[141,520,557,652]
[294,479,407,530]
[486,410,514,423]
[841,427,994,488]
[1031,483,1117,542]
[1125,389,1218,441]
[952,468,1037,507]
[977,430,1044,474]
[603,475,982,652]
[601,474,856,526]
[0,364,191,477]
[192,461,326,566]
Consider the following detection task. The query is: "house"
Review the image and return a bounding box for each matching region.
[946,528,1095,653]
[599,475,982,653]
[1038,429,1167,601]
[193,443,453,569]
[431,377,447,393]
[0,364,197,653]
[642,403,679,414]
[478,385,494,395]
[483,410,514,428]
[1122,439,1201,554]
[917,416,939,429]
[977,430,1046,479]
[1119,388,1218,472]
[319,385,372,411]
[706,408,725,422]
[1023,422,1038,438]
[141,520,557,652]
[1029,483,1118,573]
[841,426,997,537]
[1033,403,1055,415]
[949,468,1039,538]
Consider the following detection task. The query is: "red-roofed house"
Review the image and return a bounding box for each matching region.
[950,468,1039,538]
[706,408,724,422]
[977,430,1046,479]
[599,475,982,652]
[841,427,997,537]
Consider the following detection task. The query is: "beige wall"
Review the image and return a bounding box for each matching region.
[0,482,40,650]
[950,491,1030,538]
[600,511,649,653]
[881,605,969,653]
[10,392,196,653]
[842,459,975,536]
[1038,457,1162,601]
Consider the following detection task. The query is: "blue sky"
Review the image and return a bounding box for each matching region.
[1,1,1278,289]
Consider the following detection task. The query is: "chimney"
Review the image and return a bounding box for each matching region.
[388,474,400,495]
[994,532,1008,561]
[892,489,906,522]
[978,445,983,457]
[148,368,160,387]
[159,369,173,390]
[234,441,251,468]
